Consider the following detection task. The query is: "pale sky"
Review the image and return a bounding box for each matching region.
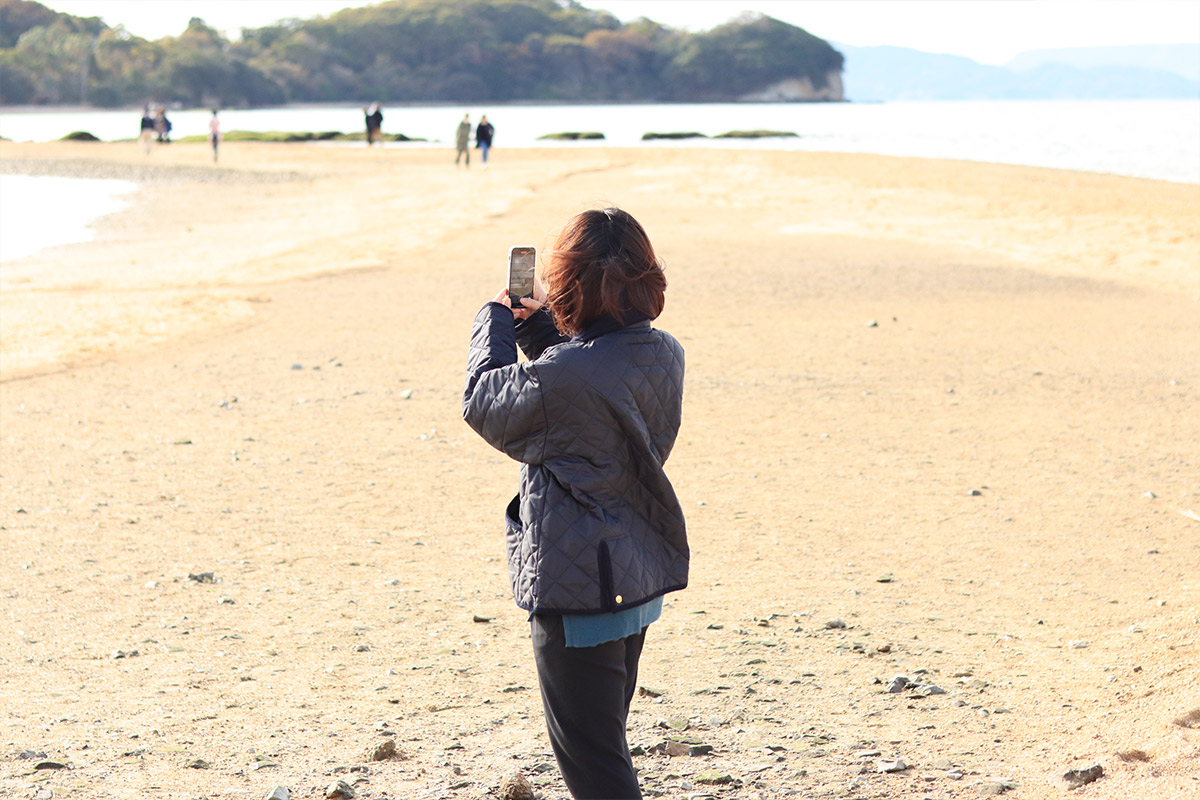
[39,0,1200,66]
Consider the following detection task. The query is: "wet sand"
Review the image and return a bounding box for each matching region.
[1,140,1198,799]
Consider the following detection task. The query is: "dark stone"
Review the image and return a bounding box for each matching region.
[978,780,1017,796]
[498,771,535,800]
[642,132,708,140]
[366,739,397,761]
[1054,764,1104,790]
[536,131,606,141]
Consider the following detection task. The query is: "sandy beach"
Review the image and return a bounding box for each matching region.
[1,140,1198,800]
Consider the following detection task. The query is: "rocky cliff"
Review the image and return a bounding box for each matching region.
[741,71,845,102]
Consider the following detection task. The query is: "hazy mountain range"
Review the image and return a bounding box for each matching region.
[835,43,1200,101]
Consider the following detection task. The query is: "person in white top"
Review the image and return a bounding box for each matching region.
[209,110,221,162]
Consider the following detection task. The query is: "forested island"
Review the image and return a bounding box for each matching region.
[0,0,844,107]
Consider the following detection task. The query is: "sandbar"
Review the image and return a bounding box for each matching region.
[1,140,1197,799]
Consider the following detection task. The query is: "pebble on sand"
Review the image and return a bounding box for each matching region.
[366,738,399,761]
[498,770,535,800]
[977,779,1018,795]
[1052,764,1103,790]
[695,770,736,785]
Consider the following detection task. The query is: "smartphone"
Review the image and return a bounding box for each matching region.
[507,245,536,308]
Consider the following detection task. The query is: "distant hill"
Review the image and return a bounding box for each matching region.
[836,43,1200,101]
[0,0,844,107]
[835,45,1008,101]
[1009,44,1200,84]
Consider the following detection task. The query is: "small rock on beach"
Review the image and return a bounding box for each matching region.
[1053,764,1103,790]
[498,771,535,800]
[366,739,398,761]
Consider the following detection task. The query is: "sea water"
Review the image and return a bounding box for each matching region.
[1,99,1197,182]
[2,99,1197,260]
[0,174,137,262]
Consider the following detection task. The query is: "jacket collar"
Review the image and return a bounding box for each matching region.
[574,310,651,342]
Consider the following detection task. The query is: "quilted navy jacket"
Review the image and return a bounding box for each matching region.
[463,303,688,615]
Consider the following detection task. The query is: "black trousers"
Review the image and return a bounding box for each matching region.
[531,614,646,800]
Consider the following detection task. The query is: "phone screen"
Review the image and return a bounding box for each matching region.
[508,246,536,306]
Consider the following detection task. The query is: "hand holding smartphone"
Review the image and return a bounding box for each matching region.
[507,245,536,308]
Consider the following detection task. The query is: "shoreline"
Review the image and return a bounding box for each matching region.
[5,141,1196,182]
[3,99,1197,185]
[2,140,1197,381]
[0,97,856,114]
[0,174,137,263]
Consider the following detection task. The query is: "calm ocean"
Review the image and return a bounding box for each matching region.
[3,99,1198,182]
[2,99,1197,261]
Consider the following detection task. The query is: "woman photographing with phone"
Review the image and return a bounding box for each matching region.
[463,207,688,799]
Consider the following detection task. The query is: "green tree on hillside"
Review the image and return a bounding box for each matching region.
[0,0,58,47]
[0,0,845,107]
[666,13,843,100]
[3,24,94,103]
[86,27,166,107]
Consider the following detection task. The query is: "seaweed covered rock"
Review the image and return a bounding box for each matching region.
[537,131,606,141]
[714,129,798,139]
[642,132,708,140]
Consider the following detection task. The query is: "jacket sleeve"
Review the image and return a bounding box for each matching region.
[463,303,548,464]
[514,307,568,361]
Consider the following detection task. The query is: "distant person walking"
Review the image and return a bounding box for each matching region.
[154,108,172,143]
[476,115,494,168]
[364,103,383,147]
[138,106,155,154]
[455,113,472,167]
[209,110,221,162]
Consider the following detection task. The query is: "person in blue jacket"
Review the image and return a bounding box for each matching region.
[463,207,688,799]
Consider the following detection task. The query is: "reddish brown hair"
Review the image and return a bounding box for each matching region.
[542,207,666,336]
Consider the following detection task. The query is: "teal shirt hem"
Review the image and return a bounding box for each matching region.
[561,596,663,648]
